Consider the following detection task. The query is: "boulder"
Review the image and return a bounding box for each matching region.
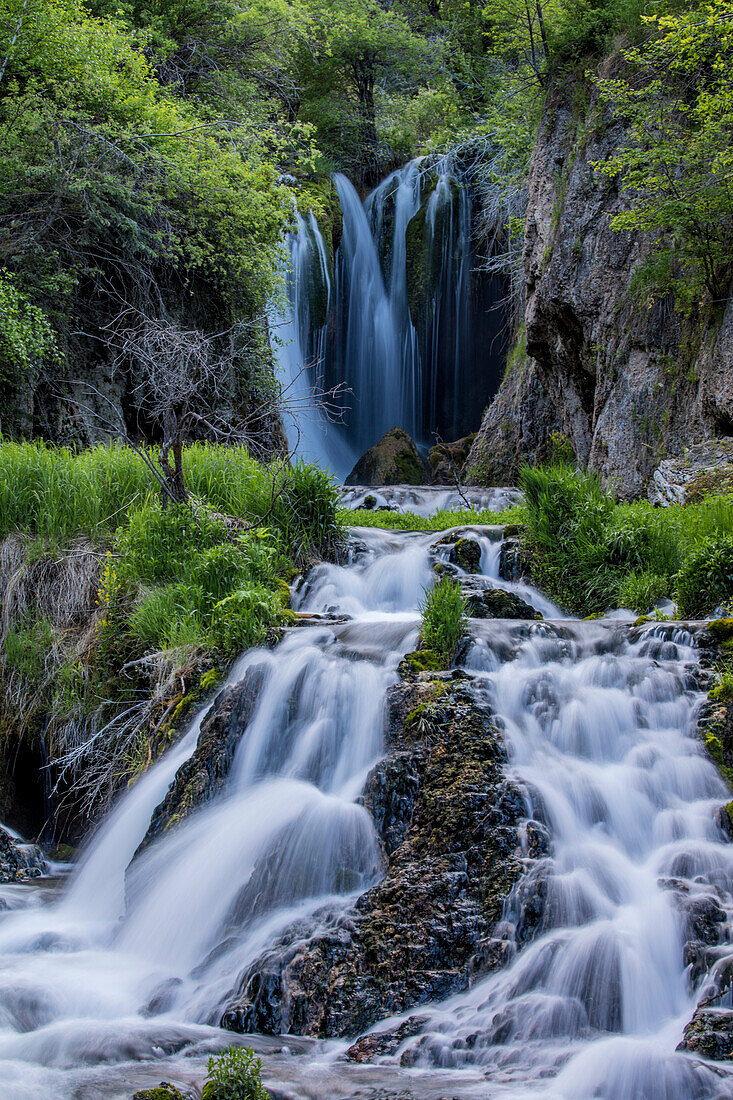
[463,584,541,620]
[132,1085,187,1100]
[428,434,475,484]
[345,428,428,487]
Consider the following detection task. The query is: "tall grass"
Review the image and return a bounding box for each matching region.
[420,577,467,663]
[0,441,343,561]
[520,464,733,615]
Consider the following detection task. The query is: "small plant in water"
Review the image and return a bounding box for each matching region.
[202,1046,269,1100]
[420,576,467,664]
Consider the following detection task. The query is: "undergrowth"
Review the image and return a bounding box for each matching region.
[0,442,342,819]
[520,464,733,616]
[418,576,467,667]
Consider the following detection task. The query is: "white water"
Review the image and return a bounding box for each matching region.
[0,506,732,1098]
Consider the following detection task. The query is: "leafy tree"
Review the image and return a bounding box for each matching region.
[594,0,733,302]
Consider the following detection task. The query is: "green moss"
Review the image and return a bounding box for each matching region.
[402,648,446,673]
[709,619,733,641]
[133,1086,186,1100]
[390,449,423,486]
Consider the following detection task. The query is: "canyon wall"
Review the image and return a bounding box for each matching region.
[466,81,733,498]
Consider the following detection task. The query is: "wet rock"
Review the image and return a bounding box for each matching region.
[0,826,44,883]
[345,427,428,487]
[678,1008,733,1060]
[132,1085,187,1100]
[447,536,482,573]
[220,679,527,1040]
[498,538,532,584]
[345,1015,429,1062]
[136,665,267,855]
[462,584,541,621]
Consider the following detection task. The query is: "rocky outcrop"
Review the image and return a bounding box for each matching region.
[461,583,541,620]
[345,427,428,486]
[465,338,560,486]
[136,664,267,855]
[649,438,733,505]
[467,78,733,497]
[219,677,530,1039]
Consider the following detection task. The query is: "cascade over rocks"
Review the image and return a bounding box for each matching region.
[345,427,428,487]
[218,677,529,1040]
[135,665,268,856]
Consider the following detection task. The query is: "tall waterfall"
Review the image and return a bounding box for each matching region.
[276,159,506,478]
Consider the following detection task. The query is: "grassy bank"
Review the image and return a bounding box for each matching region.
[519,464,733,617]
[0,442,342,825]
[341,503,523,532]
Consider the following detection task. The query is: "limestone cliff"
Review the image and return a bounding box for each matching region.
[466,80,733,497]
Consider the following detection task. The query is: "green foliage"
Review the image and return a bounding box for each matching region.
[594,0,733,301]
[419,576,467,664]
[202,1046,269,1100]
[0,442,342,561]
[676,536,733,619]
[0,272,56,386]
[4,620,55,682]
[343,503,523,532]
[520,463,733,615]
[710,670,733,704]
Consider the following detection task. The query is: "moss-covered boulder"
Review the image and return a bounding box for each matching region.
[433,534,482,574]
[463,585,541,620]
[132,1084,186,1100]
[678,1008,733,1060]
[428,434,476,484]
[345,427,428,487]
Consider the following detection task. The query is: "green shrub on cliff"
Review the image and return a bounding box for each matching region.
[676,537,733,619]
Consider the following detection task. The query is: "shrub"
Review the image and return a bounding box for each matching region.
[116,501,228,586]
[210,585,288,653]
[676,536,733,619]
[127,584,209,650]
[420,577,467,664]
[202,1046,269,1100]
[617,571,670,613]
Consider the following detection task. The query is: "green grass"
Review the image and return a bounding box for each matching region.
[342,503,524,531]
[520,463,733,616]
[419,576,468,665]
[0,440,343,562]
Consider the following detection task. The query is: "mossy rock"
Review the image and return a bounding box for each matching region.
[133,1085,186,1100]
[450,537,482,574]
[709,618,733,641]
[684,463,733,504]
[464,587,541,620]
[399,648,449,678]
[345,427,428,487]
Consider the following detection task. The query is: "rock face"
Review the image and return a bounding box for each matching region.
[345,427,428,487]
[467,81,733,498]
[465,345,560,486]
[648,438,733,505]
[136,665,267,856]
[218,677,529,1039]
[462,583,541,621]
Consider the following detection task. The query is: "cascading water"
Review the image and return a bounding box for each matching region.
[275,159,506,477]
[0,493,732,1098]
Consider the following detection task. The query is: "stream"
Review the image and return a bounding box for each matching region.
[0,488,731,1099]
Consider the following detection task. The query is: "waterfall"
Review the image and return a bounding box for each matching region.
[0,492,731,1097]
[275,159,506,477]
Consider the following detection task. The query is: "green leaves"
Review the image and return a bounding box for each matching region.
[593,0,733,301]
